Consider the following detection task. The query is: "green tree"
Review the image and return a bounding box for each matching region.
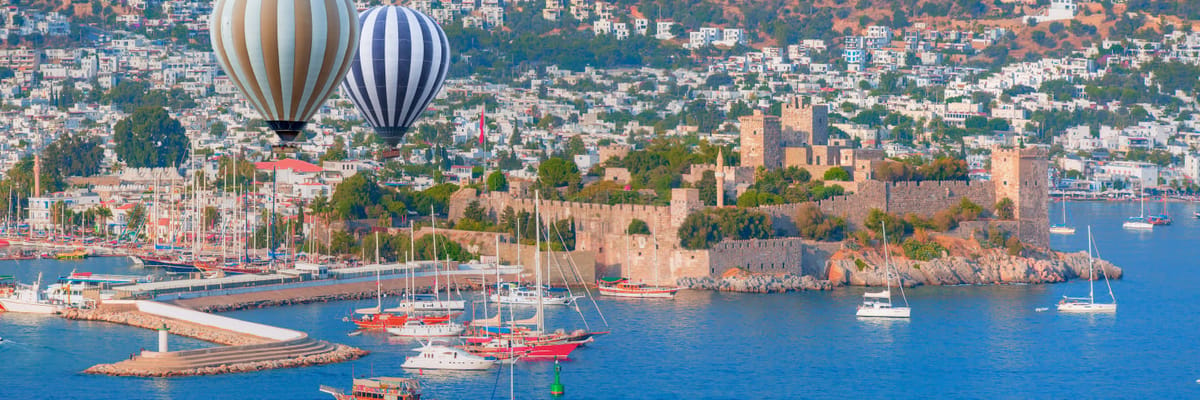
[793,203,847,241]
[320,136,349,162]
[627,218,651,235]
[113,106,190,168]
[865,209,909,241]
[41,134,105,178]
[210,121,227,137]
[330,174,382,220]
[697,170,718,206]
[822,167,851,182]
[537,157,581,192]
[995,197,1015,220]
[486,170,508,192]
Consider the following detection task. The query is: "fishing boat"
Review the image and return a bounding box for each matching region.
[490,282,580,305]
[856,220,911,319]
[1057,227,1117,313]
[1049,199,1075,235]
[319,377,422,400]
[1123,191,1154,230]
[597,277,680,298]
[401,343,496,371]
[0,273,62,314]
[386,319,466,337]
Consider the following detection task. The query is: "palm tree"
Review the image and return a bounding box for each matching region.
[94,206,112,238]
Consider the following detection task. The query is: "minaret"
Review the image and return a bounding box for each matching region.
[715,149,725,208]
[33,154,40,197]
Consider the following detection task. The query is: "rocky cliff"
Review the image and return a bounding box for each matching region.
[825,236,1122,287]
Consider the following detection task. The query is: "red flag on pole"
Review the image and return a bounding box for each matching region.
[479,105,486,146]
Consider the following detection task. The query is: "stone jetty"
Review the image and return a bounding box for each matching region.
[64,301,366,377]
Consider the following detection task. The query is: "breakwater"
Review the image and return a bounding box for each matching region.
[61,302,366,377]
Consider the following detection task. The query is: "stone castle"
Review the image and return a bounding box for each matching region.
[448,101,1050,285]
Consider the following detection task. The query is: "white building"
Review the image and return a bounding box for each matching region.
[1026,0,1076,23]
[1098,161,1159,190]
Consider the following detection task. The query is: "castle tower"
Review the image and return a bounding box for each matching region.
[739,110,781,169]
[991,145,1050,249]
[780,96,829,146]
[715,149,725,208]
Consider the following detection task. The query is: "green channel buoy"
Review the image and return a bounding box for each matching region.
[550,359,565,397]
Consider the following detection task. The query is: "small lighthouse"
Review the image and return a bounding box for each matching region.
[157,324,170,353]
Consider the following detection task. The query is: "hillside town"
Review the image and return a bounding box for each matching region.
[0,0,1198,240]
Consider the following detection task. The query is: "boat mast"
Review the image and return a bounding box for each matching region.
[1087,226,1095,304]
[431,204,439,304]
[535,190,544,334]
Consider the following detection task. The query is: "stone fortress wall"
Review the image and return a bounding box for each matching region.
[450,146,1049,284]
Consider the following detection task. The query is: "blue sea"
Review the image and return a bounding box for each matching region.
[1,202,1198,399]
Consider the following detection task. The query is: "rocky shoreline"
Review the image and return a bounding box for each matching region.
[678,271,833,293]
[83,345,369,377]
[827,246,1123,287]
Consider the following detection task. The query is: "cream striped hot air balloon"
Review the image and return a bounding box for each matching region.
[209,0,359,143]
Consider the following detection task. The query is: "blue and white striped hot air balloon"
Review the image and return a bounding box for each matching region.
[341,6,451,146]
[210,0,360,143]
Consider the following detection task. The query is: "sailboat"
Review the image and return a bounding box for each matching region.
[387,207,466,312]
[856,220,911,318]
[1057,226,1117,313]
[1122,188,1153,230]
[461,191,582,360]
[598,231,680,298]
[1049,199,1075,235]
[1148,195,1172,225]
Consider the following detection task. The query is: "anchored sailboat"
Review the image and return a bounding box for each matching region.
[1049,199,1075,235]
[1057,226,1117,313]
[856,220,911,319]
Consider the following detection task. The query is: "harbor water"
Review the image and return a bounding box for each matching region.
[1,202,1198,399]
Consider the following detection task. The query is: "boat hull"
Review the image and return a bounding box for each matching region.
[1122,222,1153,230]
[856,306,911,318]
[598,287,679,298]
[1048,226,1076,235]
[463,341,581,360]
[386,300,466,312]
[386,324,466,337]
[489,294,579,305]
[0,299,61,314]
[1057,303,1117,313]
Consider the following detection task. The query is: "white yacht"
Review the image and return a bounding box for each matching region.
[489,282,579,306]
[856,220,911,319]
[0,273,62,314]
[1058,227,1117,313]
[385,295,466,312]
[401,344,495,371]
[1122,192,1153,230]
[386,319,466,337]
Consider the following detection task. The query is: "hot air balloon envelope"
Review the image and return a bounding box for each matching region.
[341,6,451,147]
[210,0,360,143]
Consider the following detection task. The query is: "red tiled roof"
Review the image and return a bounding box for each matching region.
[254,158,323,173]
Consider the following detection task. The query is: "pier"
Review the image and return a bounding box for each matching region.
[64,300,367,377]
